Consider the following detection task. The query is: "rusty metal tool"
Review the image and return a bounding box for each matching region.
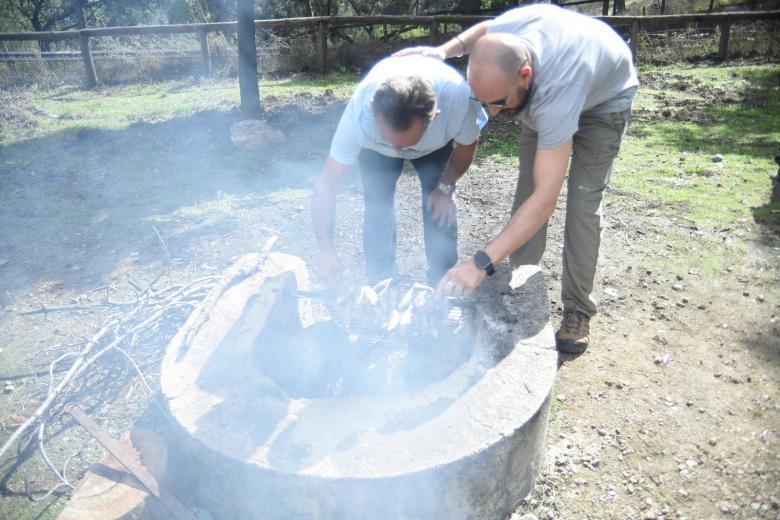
[64,403,198,520]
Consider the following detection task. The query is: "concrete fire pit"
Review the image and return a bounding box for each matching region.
[161,252,557,519]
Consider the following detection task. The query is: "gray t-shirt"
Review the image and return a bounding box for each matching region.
[329,56,488,165]
[488,4,639,149]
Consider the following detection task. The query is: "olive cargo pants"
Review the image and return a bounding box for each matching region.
[509,109,631,317]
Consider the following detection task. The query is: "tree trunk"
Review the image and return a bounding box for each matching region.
[613,0,626,15]
[237,0,262,117]
[76,0,98,88]
[456,0,481,14]
[31,1,49,52]
[303,0,320,61]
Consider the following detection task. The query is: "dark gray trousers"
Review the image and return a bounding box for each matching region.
[358,142,457,285]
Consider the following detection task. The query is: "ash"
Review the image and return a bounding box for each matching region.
[258,279,476,399]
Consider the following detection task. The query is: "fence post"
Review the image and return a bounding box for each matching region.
[430,20,440,45]
[318,20,328,74]
[79,30,98,89]
[602,0,610,16]
[719,19,731,60]
[629,20,639,63]
[199,29,211,75]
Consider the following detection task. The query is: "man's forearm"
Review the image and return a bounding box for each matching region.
[483,141,572,265]
[440,141,478,186]
[312,176,337,253]
[484,192,557,264]
[312,156,351,253]
[439,21,491,59]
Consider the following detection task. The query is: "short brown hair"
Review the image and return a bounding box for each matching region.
[371,76,436,131]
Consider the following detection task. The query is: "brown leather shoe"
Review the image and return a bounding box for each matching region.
[556,308,590,354]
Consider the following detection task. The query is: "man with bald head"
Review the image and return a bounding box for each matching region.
[397,5,638,354]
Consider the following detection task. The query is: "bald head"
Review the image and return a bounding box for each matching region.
[468,33,531,98]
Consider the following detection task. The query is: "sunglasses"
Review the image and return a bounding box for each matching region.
[469,96,509,110]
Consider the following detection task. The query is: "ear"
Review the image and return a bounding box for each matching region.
[430,109,441,123]
[519,64,533,80]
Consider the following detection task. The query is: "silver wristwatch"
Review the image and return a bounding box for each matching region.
[436,182,456,196]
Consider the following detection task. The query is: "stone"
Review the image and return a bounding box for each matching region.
[3,383,14,394]
[712,154,725,163]
[653,332,668,345]
[230,119,286,149]
[161,255,557,519]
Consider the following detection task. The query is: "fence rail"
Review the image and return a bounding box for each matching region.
[1,11,778,86]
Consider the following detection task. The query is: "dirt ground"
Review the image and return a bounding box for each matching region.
[0,85,778,520]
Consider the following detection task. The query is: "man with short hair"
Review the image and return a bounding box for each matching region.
[312,56,487,285]
[397,4,638,354]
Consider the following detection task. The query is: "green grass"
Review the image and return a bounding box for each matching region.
[260,71,359,97]
[2,62,777,240]
[0,72,359,145]
[613,63,780,231]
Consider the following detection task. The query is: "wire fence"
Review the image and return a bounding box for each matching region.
[0,15,777,88]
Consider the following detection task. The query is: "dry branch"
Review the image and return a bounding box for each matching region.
[0,279,213,461]
[0,237,281,501]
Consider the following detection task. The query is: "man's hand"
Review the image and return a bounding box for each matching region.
[427,189,457,227]
[436,261,486,297]
[319,248,343,286]
[392,46,446,60]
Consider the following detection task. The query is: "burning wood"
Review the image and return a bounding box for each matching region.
[274,278,474,398]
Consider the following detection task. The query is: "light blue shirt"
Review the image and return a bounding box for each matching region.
[329,56,488,165]
[489,5,639,149]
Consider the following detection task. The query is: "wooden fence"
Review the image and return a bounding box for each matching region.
[1,11,778,87]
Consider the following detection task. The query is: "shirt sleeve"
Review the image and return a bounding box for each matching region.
[328,98,363,165]
[450,85,489,145]
[534,84,587,149]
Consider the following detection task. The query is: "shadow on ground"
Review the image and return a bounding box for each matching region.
[0,100,345,308]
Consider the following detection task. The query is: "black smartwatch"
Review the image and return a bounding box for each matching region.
[473,250,495,276]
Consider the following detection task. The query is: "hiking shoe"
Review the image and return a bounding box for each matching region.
[556,308,591,354]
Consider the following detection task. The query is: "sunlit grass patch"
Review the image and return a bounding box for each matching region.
[613,63,779,231]
[1,73,358,145]
[260,71,358,98]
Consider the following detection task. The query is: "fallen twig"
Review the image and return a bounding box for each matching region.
[17,302,134,316]
[0,243,284,497]
[152,225,173,285]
